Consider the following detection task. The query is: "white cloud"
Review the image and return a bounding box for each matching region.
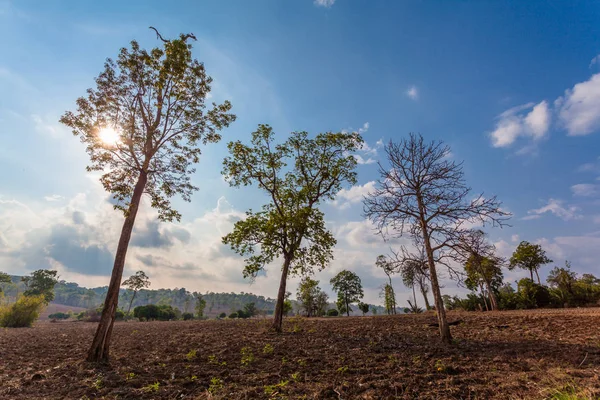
[314,0,335,7]
[353,154,376,165]
[556,73,600,136]
[331,181,376,209]
[590,54,600,69]
[44,194,64,202]
[571,183,598,197]
[524,198,580,221]
[511,234,520,243]
[406,85,418,100]
[490,101,550,148]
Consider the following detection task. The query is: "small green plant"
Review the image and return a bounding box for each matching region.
[291,372,300,382]
[208,354,227,366]
[296,358,307,367]
[263,343,274,354]
[434,359,446,373]
[189,375,198,382]
[208,377,223,395]
[337,365,349,374]
[91,376,103,390]
[240,347,255,366]
[264,380,289,395]
[125,372,136,381]
[388,354,398,365]
[186,349,197,361]
[159,362,166,368]
[142,382,160,393]
[281,356,288,365]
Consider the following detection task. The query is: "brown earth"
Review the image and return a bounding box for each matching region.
[1,309,599,399]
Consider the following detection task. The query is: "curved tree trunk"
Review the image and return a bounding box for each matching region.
[529,268,534,282]
[272,255,291,332]
[86,171,147,363]
[484,279,498,310]
[479,282,489,311]
[126,290,137,314]
[419,283,431,311]
[534,269,541,285]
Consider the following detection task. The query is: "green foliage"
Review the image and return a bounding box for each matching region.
[264,380,288,395]
[186,349,197,361]
[464,255,503,292]
[240,346,254,366]
[182,312,194,320]
[142,382,160,393]
[133,304,178,321]
[263,343,274,354]
[195,293,207,318]
[326,309,338,317]
[406,299,424,313]
[296,277,328,317]
[122,271,150,313]
[357,302,370,315]
[283,300,293,316]
[218,312,227,319]
[381,284,396,315]
[222,125,363,278]
[0,295,46,327]
[517,278,552,308]
[331,270,364,316]
[228,312,238,319]
[48,312,70,320]
[208,377,223,395]
[509,241,552,283]
[243,302,258,317]
[0,272,11,295]
[60,31,235,223]
[21,270,59,304]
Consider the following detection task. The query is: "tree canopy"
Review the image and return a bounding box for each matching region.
[222,124,362,331]
[330,270,364,316]
[22,269,59,304]
[509,241,552,284]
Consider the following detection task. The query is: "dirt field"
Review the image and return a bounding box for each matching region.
[1,309,599,399]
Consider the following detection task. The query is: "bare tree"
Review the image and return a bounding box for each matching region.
[363,134,509,343]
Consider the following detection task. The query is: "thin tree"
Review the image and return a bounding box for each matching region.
[509,241,552,284]
[458,230,504,311]
[122,271,150,314]
[296,277,321,317]
[330,270,364,317]
[375,255,397,314]
[195,293,207,318]
[60,29,235,362]
[222,125,362,332]
[363,134,509,343]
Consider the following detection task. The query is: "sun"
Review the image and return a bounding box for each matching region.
[98,127,120,146]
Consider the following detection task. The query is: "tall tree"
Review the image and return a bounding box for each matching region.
[363,134,509,343]
[195,293,207,318]
[459,230,503,311]
[509,241,552,284]
[547,261,577,306]
[296,277,324,317]
[0,272,11,296]
[60,29,235,362]
[330,270,364,317]
[375,255,397,314]
[122,271,150,314]
[22,270,59,304]
[222,125,362,332]
[357,302,370,316]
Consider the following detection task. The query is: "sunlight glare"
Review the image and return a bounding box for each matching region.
[98,127,120,146]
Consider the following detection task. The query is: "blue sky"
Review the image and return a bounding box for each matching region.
[1,0,600,305]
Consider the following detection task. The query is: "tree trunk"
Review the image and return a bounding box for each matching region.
[534,269,541,285]
[484,279,498,311]
[272,255,291,333]
[345,292,349,317]
[389,277,397,314]
[412,285,418,309]
[479,283,489,311]
[86,171,147,363]
[419,283,431,311]
[126,290,137,314]
[529,268,534,282]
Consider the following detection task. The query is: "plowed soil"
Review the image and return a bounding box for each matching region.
[1,309,599,399]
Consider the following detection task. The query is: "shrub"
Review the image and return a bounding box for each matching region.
[229,312,238,319]
[115,309,126,320]
[326,309,338,317]
[0,295,45,327]
[182,312,194,320]
[48,312,70,320]
[133,304,179,321]
[219,312,227,319]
